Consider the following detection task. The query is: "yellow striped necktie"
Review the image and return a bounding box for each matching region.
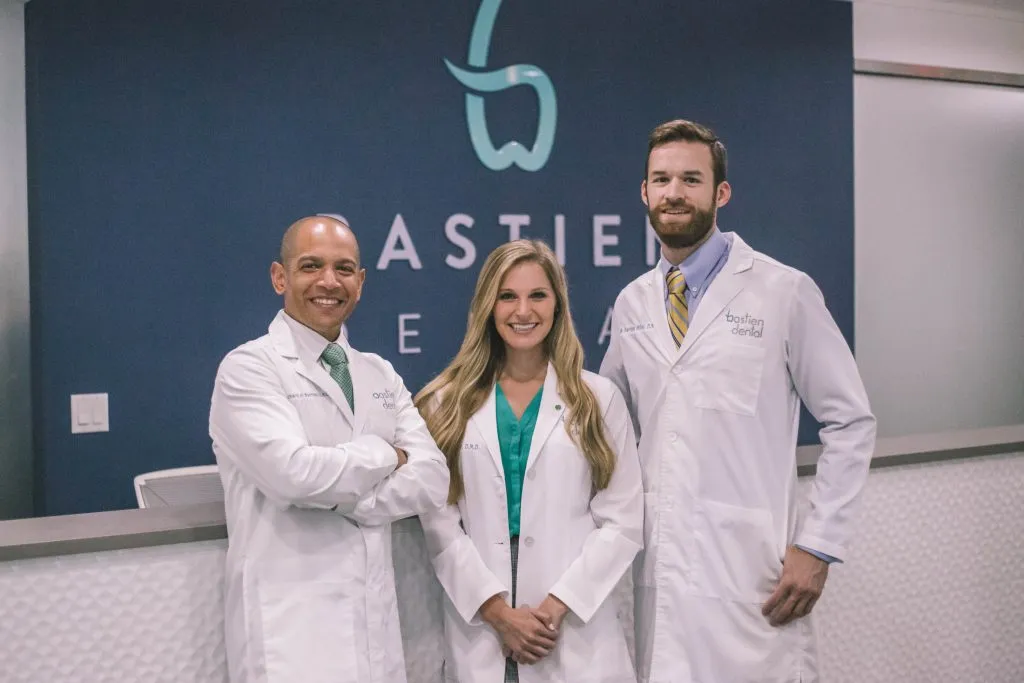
[667,267,689,347]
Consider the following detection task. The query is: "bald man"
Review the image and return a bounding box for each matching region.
[209,216,450,683]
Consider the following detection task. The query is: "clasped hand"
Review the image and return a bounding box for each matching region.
[481,594,568,665]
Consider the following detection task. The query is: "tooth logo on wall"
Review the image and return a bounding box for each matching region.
[444,0,557,172]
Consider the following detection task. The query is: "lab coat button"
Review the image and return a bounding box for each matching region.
[523,536,535,547]
[527,470,536,480]
[669,432,678,442]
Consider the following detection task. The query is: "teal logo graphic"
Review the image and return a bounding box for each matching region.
[445,0,557,172]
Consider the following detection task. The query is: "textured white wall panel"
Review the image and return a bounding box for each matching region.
[0,540,229,683]
[809,452,1024,683]
[3,454,1022,682]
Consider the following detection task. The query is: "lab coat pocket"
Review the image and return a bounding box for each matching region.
[693,499,780,603]
[258,580,357,683]
[693,343,766,416]
[559,603,636,682]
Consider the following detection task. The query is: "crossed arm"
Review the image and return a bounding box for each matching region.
[210,348,448,519]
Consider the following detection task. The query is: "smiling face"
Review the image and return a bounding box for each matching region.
[643,139,731,250]
[491,260,557,355]
[270,218,365,340]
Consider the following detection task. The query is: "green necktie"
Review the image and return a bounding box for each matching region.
[667,267,689,347]
[320,343,355,411]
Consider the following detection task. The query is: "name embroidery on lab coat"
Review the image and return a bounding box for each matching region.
[619,322,655,336]
[286,391,330,400]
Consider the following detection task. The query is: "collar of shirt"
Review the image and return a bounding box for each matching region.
[657,226,730,300]
[280,311,348,369]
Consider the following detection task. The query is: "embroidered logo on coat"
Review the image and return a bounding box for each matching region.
[372,390,397,410]
[725,310,765,338]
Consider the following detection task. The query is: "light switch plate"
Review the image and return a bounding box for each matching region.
[71,393,109,434]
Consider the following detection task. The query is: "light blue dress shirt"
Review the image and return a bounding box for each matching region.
[656,226,731,316]
[657,228,838,565]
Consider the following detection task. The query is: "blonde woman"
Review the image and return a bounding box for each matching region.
[416,240,643,683]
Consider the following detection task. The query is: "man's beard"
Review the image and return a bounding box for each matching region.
[649,199,717,249]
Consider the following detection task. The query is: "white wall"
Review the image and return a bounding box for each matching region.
[0,0,31,519]
[851,0,1024,437]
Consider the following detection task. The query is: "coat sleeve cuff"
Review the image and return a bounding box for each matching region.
[432,538,509,626]
[793,534,846,563]
[547,582,596,624]
[794,544,841,564]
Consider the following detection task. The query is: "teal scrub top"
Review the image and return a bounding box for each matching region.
[495,384,543,537]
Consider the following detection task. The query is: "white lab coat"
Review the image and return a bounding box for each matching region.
[600,233,876,683]
[209,311,450,683]
[421,365,644,683]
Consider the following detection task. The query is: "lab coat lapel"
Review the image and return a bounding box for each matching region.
[469,386,504,479]
[296,358,356,427]
[268,313,354,427]
[674,234,752,363]
[525,364,564,473]
[641,269,677,364]
[346,349,368,434]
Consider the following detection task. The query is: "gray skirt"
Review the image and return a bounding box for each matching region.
[504,535,520,683]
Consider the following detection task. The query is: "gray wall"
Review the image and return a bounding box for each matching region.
[0,0,31,519]
[851,0,1024,437]
[854,75,1024,437]
[852,0,1024,74]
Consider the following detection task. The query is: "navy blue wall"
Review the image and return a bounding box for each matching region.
[27,0,853,515]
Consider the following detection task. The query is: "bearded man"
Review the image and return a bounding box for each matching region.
[600,119,876,683]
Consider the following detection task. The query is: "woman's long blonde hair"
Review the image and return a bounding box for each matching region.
[414,240,616,504]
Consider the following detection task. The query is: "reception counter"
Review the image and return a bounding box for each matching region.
[2,425,1023,683]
